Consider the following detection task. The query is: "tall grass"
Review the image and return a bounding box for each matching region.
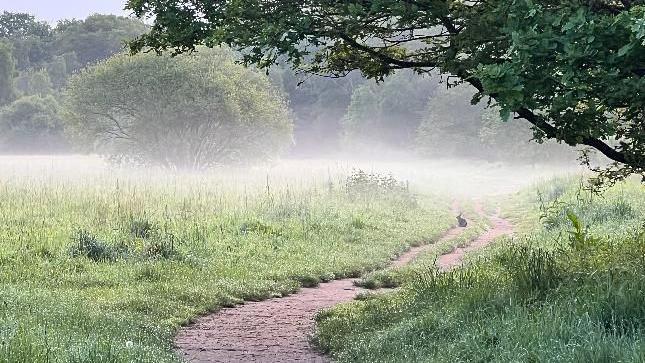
[315,179,645,362]
[0,160,454,362]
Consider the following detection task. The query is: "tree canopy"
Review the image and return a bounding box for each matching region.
[64,48,293,169]
[1,12,147,78]
[53,14,149,68]
[0,12,51,39]
[0,95,68,153]
[0,12,149,155]
[343,70,437,150]
[0,41,15,106]
[126,0,645,182]
[269,67,365,155]
[416,84,574,163]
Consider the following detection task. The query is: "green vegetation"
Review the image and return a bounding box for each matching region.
[0,95,68,153]
[64,47,293,169]
[1,10,619,169]
[315,179,645,362]
[417,85,575,163]
[355,200,489,290]
[0,164,453,362]
[342,70,436,151]
[0,12,147,154]
[0,40,15,106]
[128,0,645,180]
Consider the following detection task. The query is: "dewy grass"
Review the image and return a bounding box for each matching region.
[315,179,645,363]
[0,161,454,362]
[356,199,489,290]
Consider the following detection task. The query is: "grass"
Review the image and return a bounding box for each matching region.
[314,178,645,362]
[0,162,454,362]
[355,200,490,290]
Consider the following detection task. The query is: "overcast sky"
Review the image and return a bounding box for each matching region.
[0,0,132,23]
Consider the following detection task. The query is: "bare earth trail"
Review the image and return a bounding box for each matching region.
[175,201,513,362]
[438,201,514,271]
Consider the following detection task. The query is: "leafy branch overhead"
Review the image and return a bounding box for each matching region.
[126,0,645,182]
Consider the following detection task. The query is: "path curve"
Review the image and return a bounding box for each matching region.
[175,201,512,362]
[437,207,513,270]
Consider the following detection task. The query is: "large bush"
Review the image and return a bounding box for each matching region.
[0,95,68,153]
[64,48,293,169]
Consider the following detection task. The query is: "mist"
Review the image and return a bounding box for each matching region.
[1,4,643,363]
[0,7,596,197]
[0,9,594,177]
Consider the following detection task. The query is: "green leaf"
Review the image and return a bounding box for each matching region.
[617,44,633,57]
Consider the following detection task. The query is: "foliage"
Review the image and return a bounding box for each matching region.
[315,180,645,362]
[342,70,437,150]
[1,12,146,80]
[345,169,417,209]
[0,12,51,39]
[0,12,147,155]
[14,69,54,97]
[270,67,365,156]
[0,41,15,106]
[0,95,68,153]
[52,15,148,69]
[345,169,410,199]
[0,159,453,362]
[126,0,645,181]
[478,106,576,163]
[0,12,53,71]
[416,84,485,159]
[64,47,293,169]
[417,84,575,163]
[69,229,116,262]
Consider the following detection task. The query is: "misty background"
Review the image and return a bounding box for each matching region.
[0,5,582,170]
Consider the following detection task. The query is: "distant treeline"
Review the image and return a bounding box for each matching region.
[0,12,147,154]
[0,12,574,166]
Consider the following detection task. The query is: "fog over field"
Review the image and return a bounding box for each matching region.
[0,155,583,197]
[0,3,642,363]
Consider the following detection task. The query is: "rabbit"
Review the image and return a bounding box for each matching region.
[456,213,467,227]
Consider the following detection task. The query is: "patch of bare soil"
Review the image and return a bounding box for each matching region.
[175,201,512,362]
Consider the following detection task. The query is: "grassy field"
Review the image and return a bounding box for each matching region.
[315,178,644,362]
[0,157,458,362]
[355,199,490,290]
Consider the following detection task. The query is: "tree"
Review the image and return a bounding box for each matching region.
[417,84,576,163]
[0,12,52,70]
[343,70,437,150]
[53,15,148,69]
[478,107,575,164]
[0,95,68,153]
[270,67,365,156]
[0,12,51,38]
[14,69,54,97]
[416,85,485,159]
[64,47,293,169]
[0,41,16,106]
[126,0,645,182]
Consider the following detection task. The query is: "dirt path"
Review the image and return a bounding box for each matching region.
[175,202,512,362]
[437,204,514,271]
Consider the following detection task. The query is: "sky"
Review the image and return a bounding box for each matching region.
[0,0,132,23]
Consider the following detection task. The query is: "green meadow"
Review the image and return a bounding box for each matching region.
[0,157,454,362]
[315,178,644,362]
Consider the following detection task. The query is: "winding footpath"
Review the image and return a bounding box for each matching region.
[175,201,513,362]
